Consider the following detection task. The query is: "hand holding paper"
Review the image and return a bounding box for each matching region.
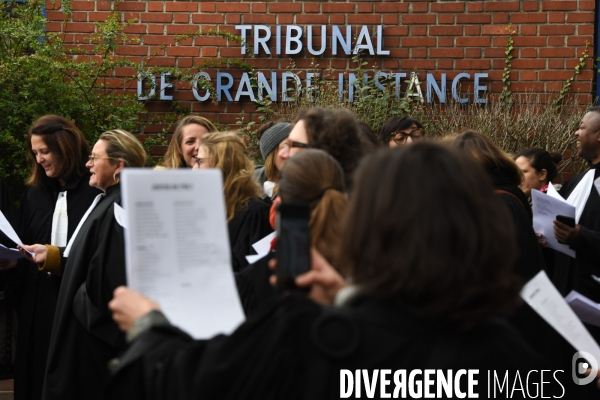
[531,189,576,258]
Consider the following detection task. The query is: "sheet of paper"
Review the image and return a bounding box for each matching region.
[0,210,23,247]
[531,189,576,258]
[122,169,245,339]
[566,291,600,328]
[0,244,22,261]
[245,232,276,264]
[595,177,600,197]
[546,182,563,201]
[521,271,600,362]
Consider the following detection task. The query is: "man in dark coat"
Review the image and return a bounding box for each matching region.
[550,107,600,302]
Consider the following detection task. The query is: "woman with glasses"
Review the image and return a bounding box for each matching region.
[12,115,101,400]
[379,116,424,148]
[20,129,146,400]
[158,115,217,169]
[193,131,272,272]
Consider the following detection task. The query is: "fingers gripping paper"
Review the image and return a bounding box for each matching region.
[121,169,245,339]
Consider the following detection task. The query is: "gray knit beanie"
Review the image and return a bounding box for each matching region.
[259,122,291,159]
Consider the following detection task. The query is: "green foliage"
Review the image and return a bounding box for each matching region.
[552,44,590,111]
[499,26,515,108]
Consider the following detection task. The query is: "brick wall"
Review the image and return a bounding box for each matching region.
[45,0,596,131]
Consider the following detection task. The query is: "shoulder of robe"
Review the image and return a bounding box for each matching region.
[310,306,361,359]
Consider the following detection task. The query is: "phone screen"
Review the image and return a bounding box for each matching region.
[276,202,310,291]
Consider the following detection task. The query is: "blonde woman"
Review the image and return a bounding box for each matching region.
[159,115,217,169]
[195,131,273,271]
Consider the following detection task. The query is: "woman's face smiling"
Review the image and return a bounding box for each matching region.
[31,135,61,180]
[86,140,120,192]
[181,124,210,168]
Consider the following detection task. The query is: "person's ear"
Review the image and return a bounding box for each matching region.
[115,159,126,175]
[539,168,548,182]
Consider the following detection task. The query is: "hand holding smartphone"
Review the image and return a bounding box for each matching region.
[276,203,311,292]
[556,215,576,228]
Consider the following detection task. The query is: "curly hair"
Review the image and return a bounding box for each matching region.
[200,132,262,221]
[296,107,363,190]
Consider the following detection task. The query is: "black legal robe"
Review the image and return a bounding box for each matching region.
[42,184,126,400]
[13,173,100,400]
[552,163,600,301]
[105,294,545,400]
[228,197,273,272]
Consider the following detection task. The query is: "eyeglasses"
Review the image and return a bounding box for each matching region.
[194,157,211,166]
[88,155,119,165]
[289,140,311,149]
[392,128,423,145]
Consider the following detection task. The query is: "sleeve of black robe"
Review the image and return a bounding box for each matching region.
[229,199,273,272]
[104,294,320,400]
[72,203,127,348]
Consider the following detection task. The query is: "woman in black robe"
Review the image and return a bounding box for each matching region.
[106,143,548,399]
[21,129,146,400]
[9,116,100,400]
[194,131,273,272]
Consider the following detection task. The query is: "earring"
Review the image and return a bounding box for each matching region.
[113,172,120,184]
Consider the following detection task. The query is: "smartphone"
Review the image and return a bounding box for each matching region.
[556,215,576,228]
[276,202,311,292]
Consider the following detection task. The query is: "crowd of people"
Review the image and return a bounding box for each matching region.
[0,106,599,399]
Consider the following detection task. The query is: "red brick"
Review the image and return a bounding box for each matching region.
[511,13,547,23]
[493,14,510,23]
[173,14,189,23]
[465,26,481,35]
[244,14,277,24]
[348,15,380,24]
[429,48,463,58]
[329,15,345,24]
[541,1,577,11]
[548,36,566,46]
[141,13,172,23]
[411,3,429,12]
[383,14,399,24]
[96,2,111,11]
[64,22,95,32]
[253,3,267,13]
[540,71,573,80]
[438,60,453,69]
[513,82,544,91]
[548,59,565,69]
[520,48,538,57]
[567,13,595,23]
[467,2,484,12]
[485,2,520,11]
[539,25,574,35]
[456,37,491,47]
[116,46,148,56]
[465,48,481,58]
[430,2,464,12]
[200,3,216,13]
[438,37,454,47]
[192,14,224,24]
[357,3,372,12]
[520,26,537,35]
[402,14,436,24]
[438,14,454,24]
[166,25,198,35]
[455,60,491,69]
[143,36,174,45]
[411,26,427,36]
[403,60,435,69]
[482,26,510,35]
[386,26,409,36]
[513,37,546,46]
[48,11,70,21]
[579,1,595,10]
[484,48,506,58]
[116,2,146,11]
[522,1,539,11]
[303,3,320,13]
[402,38,436,47]
[166,3,198,12]
[456,14,491,24]
[548,13,565,23]
[375,3,409,13]
[411,49,427,58]
[217,3,250,13]
[512,59,546,69]
[147,2,163,12]
[429,26,462,36]
[123,24,146,34]
[519,71,538,81]
[270,3,302,13]
[567,36,593,46]
[148,25,164,34]
[579,25,594,34]
[71,1,94,11]
[167,47,199,57]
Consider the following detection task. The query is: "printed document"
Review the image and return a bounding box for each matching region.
[122,169,245,339]
[531,189,576,258]
[566,291,600,328]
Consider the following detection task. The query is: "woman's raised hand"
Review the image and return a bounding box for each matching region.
[109,286,161,332]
